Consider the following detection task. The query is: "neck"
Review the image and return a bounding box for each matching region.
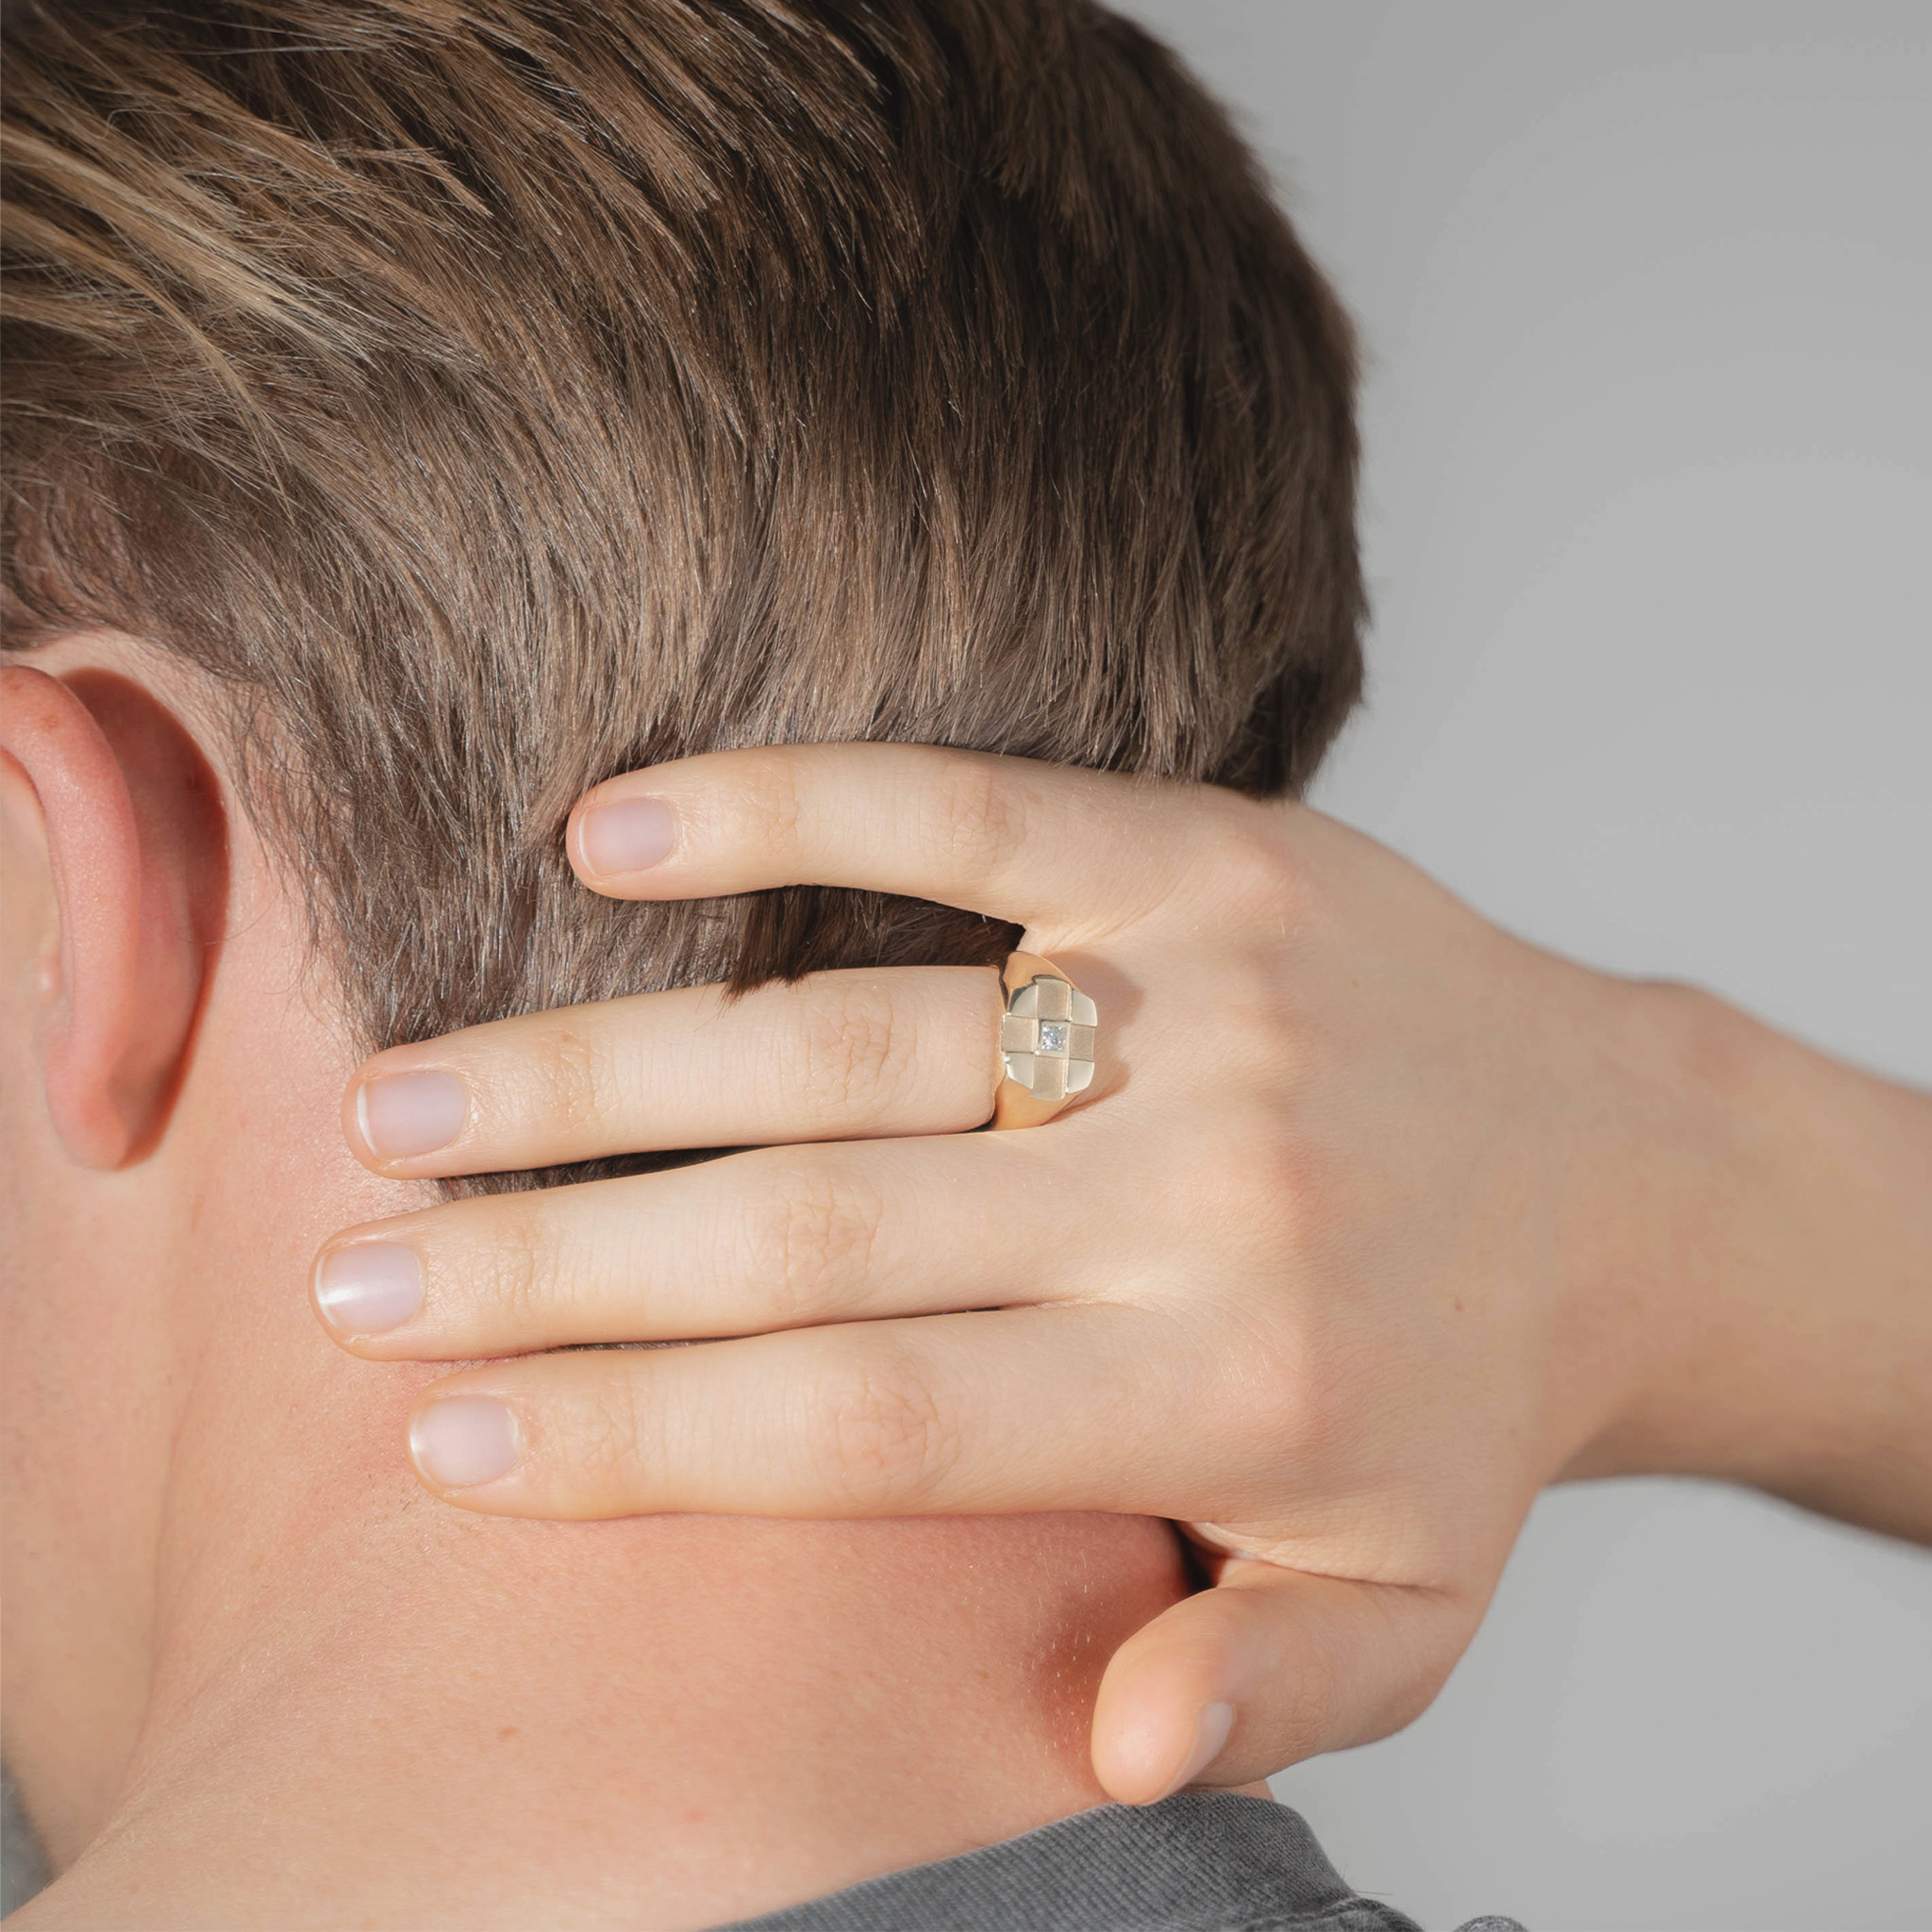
[52,1505,1183,1929]
[9,895,1187,1929]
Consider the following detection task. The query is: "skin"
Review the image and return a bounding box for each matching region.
[312,739,1932,1798]
[0,641,1196,1930]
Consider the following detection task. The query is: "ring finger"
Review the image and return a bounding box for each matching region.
[342,964,1012,1179]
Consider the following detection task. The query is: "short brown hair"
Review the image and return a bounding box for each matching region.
[3,0,1362,1183]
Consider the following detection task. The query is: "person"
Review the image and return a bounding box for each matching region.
[291,6,1932,1841]
[7,6,1928,1930]
[1,1,1467,1926]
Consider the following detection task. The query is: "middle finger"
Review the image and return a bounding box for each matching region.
[313,1126,1097,1357]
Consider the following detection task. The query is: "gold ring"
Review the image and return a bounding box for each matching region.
[991,951,1096,1129]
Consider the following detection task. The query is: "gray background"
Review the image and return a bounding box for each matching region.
[1108,3,1931,1927]
[6,5,1928,1926]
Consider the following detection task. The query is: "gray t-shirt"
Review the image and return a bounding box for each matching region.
[714,1790,1523,1932]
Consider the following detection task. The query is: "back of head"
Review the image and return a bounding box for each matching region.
[3,0,1362,1167]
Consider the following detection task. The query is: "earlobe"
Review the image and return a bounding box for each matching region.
[0,662,227,1168]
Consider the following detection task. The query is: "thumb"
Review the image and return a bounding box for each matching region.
[1089,1557,1476,1803]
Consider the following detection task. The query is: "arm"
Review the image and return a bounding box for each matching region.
[308,745,1932,1796]
[1561,979,1932,1543]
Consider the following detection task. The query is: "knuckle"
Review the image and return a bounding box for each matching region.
[742,752,808,855]
[525,1024,607,1141]
[1212,1334,1314,1471]
[1213,942,1306,1060]
[798,981,908,1122]
[1349,1592,1470,1745]
[741,1165,887,1326]
[1170,1114,1319,1264]
[1243,1127,1333,1241]
[470,1194,551,1329]
[808,1344,958,1510]
[1273,1639,1343,1767]
[575,1366,654,1492]
[1200,803,1306,922]
[922,753,1026,891]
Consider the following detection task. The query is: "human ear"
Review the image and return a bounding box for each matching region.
[0,662,227,1168]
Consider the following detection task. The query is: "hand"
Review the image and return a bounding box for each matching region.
[308,743,1932,1798]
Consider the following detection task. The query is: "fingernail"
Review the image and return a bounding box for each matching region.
[410,1396,521,1489]
[1159,1700,1236,1800]
[357,1070,468,1160]
[578,796,675,874]
[313,1241,424,1337]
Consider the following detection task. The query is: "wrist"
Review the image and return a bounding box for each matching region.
[1560,978,1932,1540]
[1538,973,1740,1485]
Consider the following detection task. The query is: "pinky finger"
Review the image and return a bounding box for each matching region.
[401,1304,1197,1521]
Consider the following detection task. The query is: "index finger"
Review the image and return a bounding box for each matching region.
[565,743,1248,934]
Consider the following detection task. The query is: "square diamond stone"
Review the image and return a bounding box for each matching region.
[1037,1020,1070,1055]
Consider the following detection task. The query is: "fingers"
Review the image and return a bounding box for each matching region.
[565,743,1251,935]
[342,965,1005,1178]
[400,1304,1201,1519]
[1089,1561,1474,1803]
[312,1130,1078,1357]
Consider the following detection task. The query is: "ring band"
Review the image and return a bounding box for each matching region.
[991,951,1096,1129]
